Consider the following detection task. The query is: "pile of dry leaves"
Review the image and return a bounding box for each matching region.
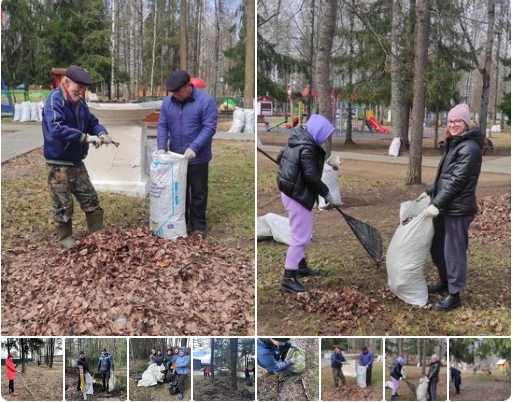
[286,286,384,326]
[1,227,254,335]
[323,384,383,401]
[470,193,511,239]
[194,377,254,401]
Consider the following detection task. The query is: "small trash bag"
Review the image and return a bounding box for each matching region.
[246,377,253,386]
[286,348,306,374]
[108,373,117,391]
[168,374,179,395]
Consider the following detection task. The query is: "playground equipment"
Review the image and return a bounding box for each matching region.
[366,110,390,134]
[1,76,14,117]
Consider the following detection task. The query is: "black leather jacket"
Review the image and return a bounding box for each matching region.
[428,360,441,383]
[390,360,403,380]
[277,127,329,210]
[426,127,483,215]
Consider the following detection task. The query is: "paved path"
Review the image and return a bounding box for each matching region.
[1,123,510,175]
[1,123,254,164]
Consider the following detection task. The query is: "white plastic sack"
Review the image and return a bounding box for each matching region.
[84,372,94,395]
[385,380,394,389]
[386,197,433,306]
[416,377,429,401]
[19,101,31,122]
[13,103,22,121]
[356,365,367,388]
[256,213,290,245]
[150,151,188,239]
[388,137,401,157]
[30,102,40,121]
[401,367,407,380]
[108,372,117,391]
[228,107,245,133]
[318,156,343,209]
[243,108,255,133]
[137,363,165,387]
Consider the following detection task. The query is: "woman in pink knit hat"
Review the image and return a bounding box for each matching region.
[417,103,483,311]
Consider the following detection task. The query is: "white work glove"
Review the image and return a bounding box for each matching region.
[289,357,296,365]
[156,149,166,155]
[184,148,196,160]
[86,134,102,148]
[425,205,439,217]
[416,191,428,202]
[99,133,113,145]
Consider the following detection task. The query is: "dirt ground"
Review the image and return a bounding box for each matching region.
[321,362,383,401]
[193,376,254,401]
[257,338,319,401]
[384,364,448,401]
[449,371,511,401]
[257,134,511,336]
[1,364,63,401]
[64,370,127,401]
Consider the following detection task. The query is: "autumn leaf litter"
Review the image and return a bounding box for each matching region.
[1,227,254,335]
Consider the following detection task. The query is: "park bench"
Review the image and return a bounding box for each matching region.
[439,138,496,156]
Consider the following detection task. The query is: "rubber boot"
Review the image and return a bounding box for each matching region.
[428,281,448,294]
[85,209,104,233]
[179,391,184,400]
[435,293,461,311]
[297,258,321,277]
[56,221,76,248]
[280,270,307,293]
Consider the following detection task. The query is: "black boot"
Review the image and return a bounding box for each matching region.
[297,258,321,277]
[435,293,461,311]
[391,395,397,401]
[428,281,448,294]
[280,270,307,293]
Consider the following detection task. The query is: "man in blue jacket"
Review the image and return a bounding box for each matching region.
[331,345,348,388]
[156,70,218,238]
[257,338,298,376]
[359,346,374,387]
[174,346,191,400]
[42,65,116,248]
[97,348,114,393]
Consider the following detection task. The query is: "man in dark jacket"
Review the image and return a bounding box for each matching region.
[42,65,115,248]
[418,103,483,311]
[76,351,91,391]
[427,354,441,400]
[257,338,298,376]
[156,70,218,238]
[450,366,461,394]
[331,345,348,388]
[97,348,114,393]
[389,357,404,401]
[276,114,335,293]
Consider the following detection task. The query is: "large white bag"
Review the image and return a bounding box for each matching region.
[150,151,188,239]
[243,108,255,133]
[256,213,290,245]
[84,372,94,395]
[137,363,165,387]
[318,156,343,209]
[388,137,401,157]
[386,197,433,306]
[416,377,429,401]
[228,107,245,133]
[356,365,367,388]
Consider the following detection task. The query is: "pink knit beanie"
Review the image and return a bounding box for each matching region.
[448,104,470,127]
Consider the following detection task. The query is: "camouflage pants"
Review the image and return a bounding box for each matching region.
[332,367,346,387]
[47,164,101,226]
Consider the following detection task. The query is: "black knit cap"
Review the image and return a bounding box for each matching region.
[65,65,93,86]
[79,351,85,355]
[101,348,106,352]
[271,338,290,342]
[166,70,190,91]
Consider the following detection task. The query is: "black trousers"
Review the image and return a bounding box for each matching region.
[9,380,14,392]
[366,366,372,386]
[185,162,209,232]
[101,370,111,391]
[177,374,187,392]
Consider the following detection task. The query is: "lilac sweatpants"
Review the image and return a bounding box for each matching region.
[281,193,313,270]
[391,377,400,395]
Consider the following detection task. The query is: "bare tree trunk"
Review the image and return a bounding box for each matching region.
[479,0,496,136]
[345,0,356,145]
[406,0,430,185]
[211,339,215,379]
[391,0,406,147]
[230,339,238,389]
[315,0,337,157]
[110,0,116,100]
[150,0,158,96]
[421,339,427,375]
[244,0,255,109]
[305,0,316,121]
[180,0,188,70]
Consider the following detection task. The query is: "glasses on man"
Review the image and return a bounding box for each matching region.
[448,119,463,126]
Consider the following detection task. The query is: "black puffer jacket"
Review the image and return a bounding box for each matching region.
[426,127,483,215]
[428,360,441,383]
[390,360,403,380]
[276,127,329,210]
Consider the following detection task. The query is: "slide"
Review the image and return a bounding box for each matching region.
[368,117,390,134]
